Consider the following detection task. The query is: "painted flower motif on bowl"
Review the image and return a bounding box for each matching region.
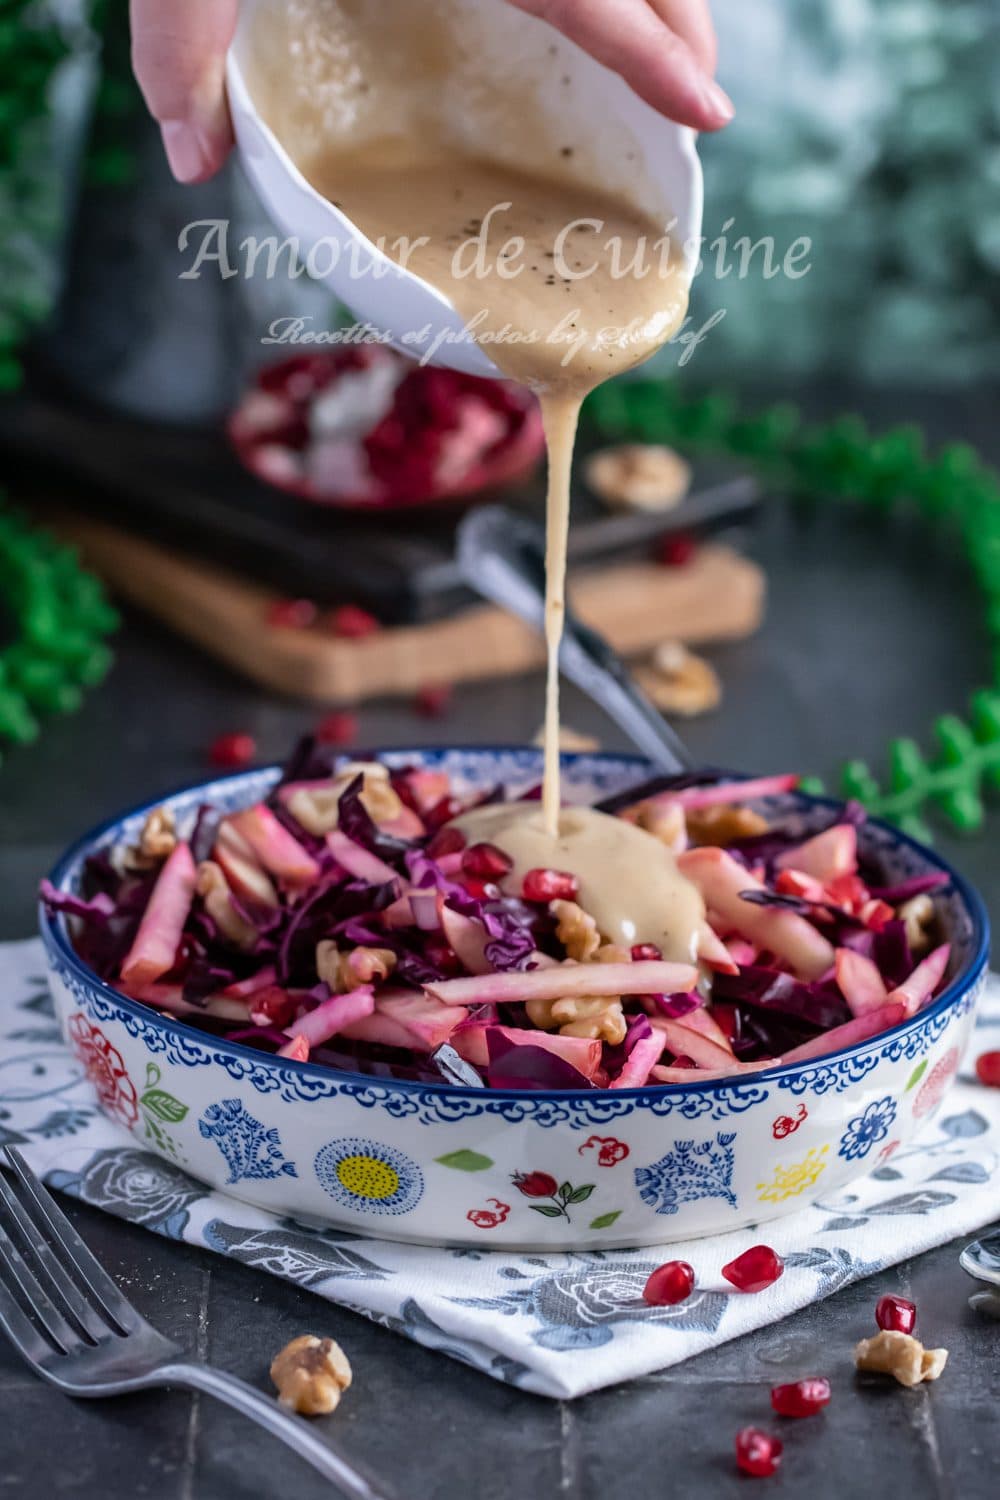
[838,1096,898,1161]
[66,1014,138,1128]
[314,1137,424,1217]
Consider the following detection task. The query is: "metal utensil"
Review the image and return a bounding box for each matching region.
[456,504,692,773]
[0,1148,391,1499]
[959,1230,1000,1288]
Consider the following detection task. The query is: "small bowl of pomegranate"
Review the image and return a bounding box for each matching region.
[228,348,545,509]
[40,745,987,1249]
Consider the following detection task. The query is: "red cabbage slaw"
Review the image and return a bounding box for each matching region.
[41,742,952,1092]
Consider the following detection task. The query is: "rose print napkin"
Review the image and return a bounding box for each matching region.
[3,937,999,1399]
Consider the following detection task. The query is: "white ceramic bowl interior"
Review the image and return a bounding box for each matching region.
[226,0,704,377]
[41,750,988,1250]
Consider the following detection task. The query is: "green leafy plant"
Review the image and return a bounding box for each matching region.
[585,379,1000,839]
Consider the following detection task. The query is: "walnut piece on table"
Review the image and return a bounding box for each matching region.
[270,1335,353,1415]
[584,444,691,511]
[636,642,721,718]
[854,1330,948,1387]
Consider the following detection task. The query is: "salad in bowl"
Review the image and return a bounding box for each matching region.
[40,744,987,1248]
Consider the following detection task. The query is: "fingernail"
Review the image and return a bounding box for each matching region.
[699,76,734,125]
[161,120,213,184]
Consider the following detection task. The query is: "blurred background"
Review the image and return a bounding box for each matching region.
[3,0,999,412]
[2,0,1000,930]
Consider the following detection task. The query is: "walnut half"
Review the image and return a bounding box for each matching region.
[854,1330,948,1387]
[270,1335,353,1415]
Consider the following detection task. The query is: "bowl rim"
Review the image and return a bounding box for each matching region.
[40,747,990,1104]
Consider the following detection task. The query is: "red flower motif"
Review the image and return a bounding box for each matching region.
[878,1139,900,1162]
[512,1170,559,1199]
[67,1013,139,1128]
[913,1046,961,1119]
[771,1103,808,1140]
[467,1199,511,1230]
[578,1135,630,1166]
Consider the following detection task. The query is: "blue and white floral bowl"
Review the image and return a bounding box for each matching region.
[40,748,989,1250]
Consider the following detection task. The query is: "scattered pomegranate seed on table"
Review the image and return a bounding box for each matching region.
[522,867,580,902]
[642,1260,695,1307]
[735,1428,783,1478]
[316,711,358,746]
[414,682,453,718]
[770,1377,831,1418]
[266,598,317,630]
[656,532,697,567]
[721,1244,785,1293]
[462,843,513,880]
[207,732,257,769]
[875,1294,917,1335]
[328,604,381,638]
[975,1050,1000,1087]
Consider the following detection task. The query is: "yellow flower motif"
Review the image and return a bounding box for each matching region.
[756,1146,829,1203]
[335,1154,400,1201]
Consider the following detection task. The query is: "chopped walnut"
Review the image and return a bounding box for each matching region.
[140,806,177,860]
[195,862,258,950]
[636,643,721,718]
[899,893,935,954]
[584,443,691,512]
[286,762,402,836]
[316,939,395,991]
[685,803,769,846]
[634,799,687,853]
[270,1335,353,1415]
[532,724,601,753]
[854,1330,948,1387]
[595,942,630,965]
[551,899,601,962]
[526,992,627,1044]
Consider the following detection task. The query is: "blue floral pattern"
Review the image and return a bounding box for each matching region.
[838,1096,898,1161]
[314,1136,424,1217]
[634,1131,738,1215]
[197,1099,297,1184]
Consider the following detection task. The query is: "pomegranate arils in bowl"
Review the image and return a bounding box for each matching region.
[722,1245,784,1293]
[522,867,580,902]
[631,942,663,961]
[735,1428,783,1478]
[642,1260,695,1306]
[770,1378,831,1418]
[462,843,513,880]
[875,1294,917,1335]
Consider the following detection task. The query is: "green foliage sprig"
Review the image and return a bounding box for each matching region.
[584,379,1000,840]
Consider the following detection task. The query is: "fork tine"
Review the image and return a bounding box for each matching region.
[0,1221,83,1355]
[4,1150,138,1333]
[0,1268,58,1369]
[0,1171,112,1344]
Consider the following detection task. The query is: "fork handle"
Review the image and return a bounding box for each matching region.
[156,1362,394,1499]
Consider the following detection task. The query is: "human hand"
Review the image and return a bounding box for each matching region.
[132,0,728,185]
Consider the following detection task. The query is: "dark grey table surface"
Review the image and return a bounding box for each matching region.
[1,385,998,1497]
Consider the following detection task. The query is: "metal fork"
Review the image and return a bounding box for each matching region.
[0,1148,391,1498]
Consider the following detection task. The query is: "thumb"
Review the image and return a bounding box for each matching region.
[130,0,239,183]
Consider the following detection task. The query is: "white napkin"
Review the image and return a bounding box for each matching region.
[5,938,998,1398]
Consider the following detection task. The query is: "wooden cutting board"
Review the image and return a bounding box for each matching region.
[54,514,765,704]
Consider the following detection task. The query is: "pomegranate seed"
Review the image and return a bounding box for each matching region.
[770,1377,831,1418]
[656,532,696,568]
[208,732,256,769]
[722,1244,784,1293]
[975,1050,1000,1087]
[427,826,466,859]
[735,1428,783,1478]
[642,1260,695,1306]
[328,604,380,638]
[631,942,662,961]
[266,598,317,630]
[462,842,513,880]
[462,877,500,901]
[316,711,358,746]
[875,1294,916,1335]
[424,939,463,975]
[426,795,465,831]
[414,682,453,718]
[522,867,580,902]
